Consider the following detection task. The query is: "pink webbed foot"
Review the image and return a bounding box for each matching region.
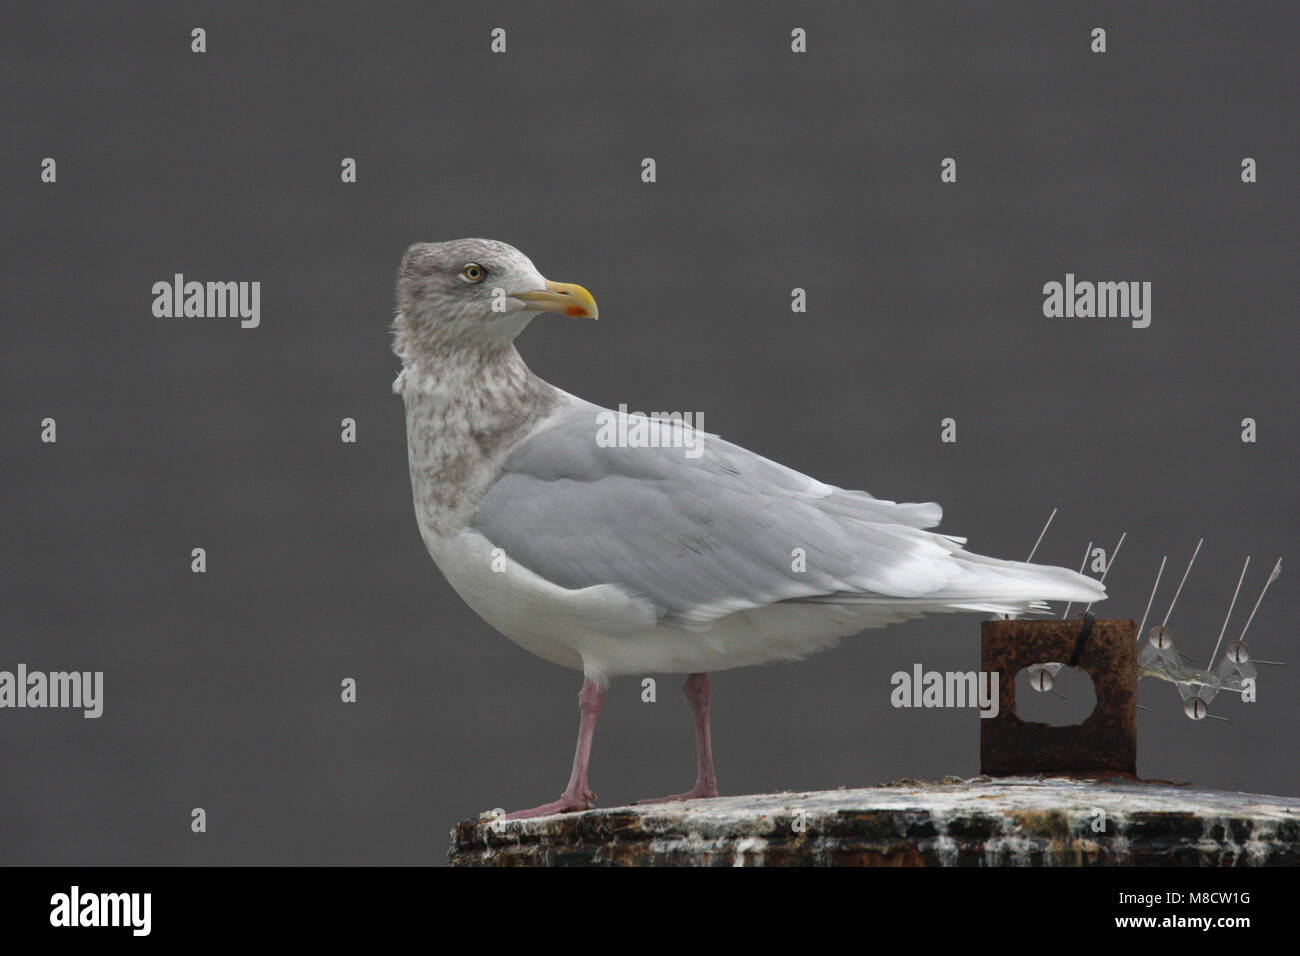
[636,782,718,805]
[502,789,596,820]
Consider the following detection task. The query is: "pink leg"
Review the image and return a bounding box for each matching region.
[503,677,604,820]
[638,673,720,804]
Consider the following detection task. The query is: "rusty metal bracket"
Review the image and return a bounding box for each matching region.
[980,617,1137,777]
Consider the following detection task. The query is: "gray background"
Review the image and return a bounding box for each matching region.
[2,2,1295,865]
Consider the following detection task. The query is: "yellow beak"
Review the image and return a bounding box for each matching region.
[512,279,599,319]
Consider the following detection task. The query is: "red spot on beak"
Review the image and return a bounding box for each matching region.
[565,306,587,317]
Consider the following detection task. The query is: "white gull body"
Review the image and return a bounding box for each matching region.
[399,375,1103,681]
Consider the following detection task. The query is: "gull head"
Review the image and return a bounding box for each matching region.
[394,239,597,354]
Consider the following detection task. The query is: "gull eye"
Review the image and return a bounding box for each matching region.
[460,262,487,283]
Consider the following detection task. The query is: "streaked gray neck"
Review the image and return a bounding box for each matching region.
[395,327,558,534]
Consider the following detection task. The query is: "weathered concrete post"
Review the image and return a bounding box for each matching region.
[450,778,1300,866]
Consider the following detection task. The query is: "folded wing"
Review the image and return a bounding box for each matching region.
[471,398,1104,631]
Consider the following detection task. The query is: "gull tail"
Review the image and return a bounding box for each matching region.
[937,548,1107,611]
[793,545,1106,618]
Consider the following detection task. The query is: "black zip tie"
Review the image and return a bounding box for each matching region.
[1068,612,1096,667]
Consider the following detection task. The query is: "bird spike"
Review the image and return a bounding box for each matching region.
[1235,557,1282,648]
[1133,555,1167,645]
[1062,540,1093,619]
[1026,507,1057,563]
[1160,537,1204,629]
[1131,551,1280,721]
[1207,557,1250,672]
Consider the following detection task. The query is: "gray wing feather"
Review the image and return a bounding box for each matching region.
[471,400,966,628]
